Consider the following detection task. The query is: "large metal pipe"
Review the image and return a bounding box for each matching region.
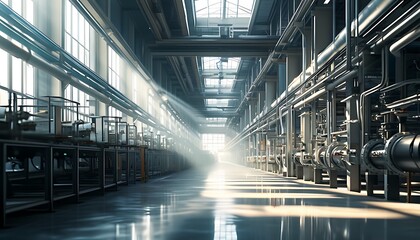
[293,88,326,109]
[314,146,327,168]
[360,47,388,146]
[362,134,420,173]
[317,0,395,68]
[374,3,420,47]
[385,133,420,173]
[326,69,358,91]
[390,27,420,57]
[361,139,386,171]
[325,142,347,169]
[234,0,316,115]
[346,0,352,70]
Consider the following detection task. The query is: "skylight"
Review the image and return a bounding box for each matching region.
[195,0,254,19]
[204,118,227,128]
[206,117,227,123]
[205,78,234,88]
[206,99,229,107]
[202,57,240,70]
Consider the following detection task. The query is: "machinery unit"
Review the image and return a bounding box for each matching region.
[227,0,420,202]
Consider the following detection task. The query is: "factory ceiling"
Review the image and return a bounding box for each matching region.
[82,0,279,131]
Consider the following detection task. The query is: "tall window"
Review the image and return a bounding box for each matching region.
[64,0,91,120]
[0,0,34,107]
[147,89,154,117]
[108,46,122,117]
[160,105,166,125]
[0,48,7,105]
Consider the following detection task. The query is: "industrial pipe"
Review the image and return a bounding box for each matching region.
[325,142,348,169]
[362,134,420,173]
[317,0,395,67]
[346,0,352,70]
[360,47,388,146]
[374,3,420,47]
[314,146,327,168]
[385,133,420,173]
[326,69,359,91]
[361,139,386,172]
[390,28,420,57]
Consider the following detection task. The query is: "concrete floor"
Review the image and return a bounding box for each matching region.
[2,162,420,239]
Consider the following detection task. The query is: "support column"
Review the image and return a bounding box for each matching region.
[286,107,295,177]
[96,30,109,116]
[296,165,303,179]
[314,168,323,184]
[384,173,400,201]
[36,0,63,98]
[329,169,338,188]
[365,172,378,196]
[346,76,361,192]
[285,54,301,178]
[265,80,276,112]
[278,63,286,97]
[303,166,314,181]
[258,91,264,115]
[347,164,360,192]
[313,6,333,71]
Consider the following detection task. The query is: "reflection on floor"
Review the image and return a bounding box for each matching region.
[2,161,420,239]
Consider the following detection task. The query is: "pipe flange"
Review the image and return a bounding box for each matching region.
[361,139,385,174]
[314,146,326,168]
[326,142,346,169]
[384,132,407,174]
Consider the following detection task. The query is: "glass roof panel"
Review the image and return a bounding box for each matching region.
[206,117,227,123]
[202,57,240,70]
[195,0,254,19]
[205,99,229,107]
[204,78,234,88]
[226,0,254,18]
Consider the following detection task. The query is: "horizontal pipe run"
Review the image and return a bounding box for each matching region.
[293,89,326,109]
[380,79,420,93]
[326,69,359,91]
[390,27,420,57]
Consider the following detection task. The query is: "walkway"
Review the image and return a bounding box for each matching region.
[2,162,420,239]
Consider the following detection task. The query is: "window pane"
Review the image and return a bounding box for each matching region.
[12,57,22,92]
[0,48,8,88]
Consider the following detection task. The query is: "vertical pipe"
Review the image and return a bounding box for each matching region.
[346,0,352,70]
[286,107,295,176]
[301,29,307,82]
[312,13,318,71]
[326,91,332,144]
[332,0,336,40]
